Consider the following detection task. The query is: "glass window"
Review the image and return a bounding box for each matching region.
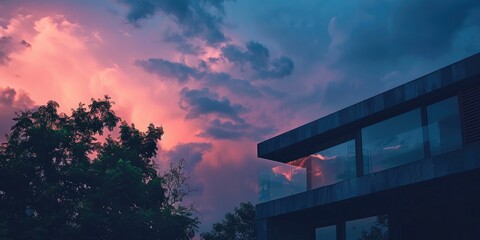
[300,140,356,189]
[427,96,462,156]
[316,225,336,240]
[258,140,355,201]
[362,109,424,174]
[308,140,356,189]
[346,215,388,240]
[258,163,306,202]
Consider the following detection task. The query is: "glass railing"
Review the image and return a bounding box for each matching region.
[258,140,356,203]
[258,163,306,202]
[257,97,463,203]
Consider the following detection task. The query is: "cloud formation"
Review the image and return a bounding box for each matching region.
[179,87,273,140]
[136,58,199,83]
[198,119,274,141]
[221,41,294,79]
[135,57,273,97]
[163,142,212,173]
[0,87,35,140]
[116,0,229,46]
[319,0,480,108]
[180,87,246,122]
[328,0,480,66]
[0,36,31,65]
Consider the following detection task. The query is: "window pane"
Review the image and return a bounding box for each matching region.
[262,139,356,195]
[316,225,336,240]
[362,109,424,174]
[306,140,356,189]
[427,96,462,156]
[346,215,388,240]
[258,163,306,202]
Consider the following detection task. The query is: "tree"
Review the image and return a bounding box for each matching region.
[359,215,389,240]
[0,97,198,240]
[201,202,256,240]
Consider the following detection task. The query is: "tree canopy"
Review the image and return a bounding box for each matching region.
[201,202,256,240]
[359,215,389,240]
[0,97,198,240]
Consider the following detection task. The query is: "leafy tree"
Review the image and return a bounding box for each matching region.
[201,202,256,240]
[0,97,198,240]
[359,215,389,240]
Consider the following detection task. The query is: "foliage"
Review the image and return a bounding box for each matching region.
[163,159,197,215]
[201,202,256,240]
[0,97,198,240]
[359,215,389,240]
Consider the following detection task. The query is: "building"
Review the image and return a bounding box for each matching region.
[256,53,480,240]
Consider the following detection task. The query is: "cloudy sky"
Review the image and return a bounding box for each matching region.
[1,0,480,234]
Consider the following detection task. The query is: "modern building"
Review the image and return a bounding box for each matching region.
[256,53,480,240]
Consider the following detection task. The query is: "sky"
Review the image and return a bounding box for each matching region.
[1,0,480,235]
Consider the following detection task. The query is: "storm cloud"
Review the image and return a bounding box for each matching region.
[179,87,247,122]
[198,119,274,141]
[136,58,276,97]
[0,36,31,65]
[179,87,274,140]
[0,87,35,141]
[221,41,294,79]
[317,0,480,108]
[116,0,229,46]
[135,58,199,82]
[164,142,212,172]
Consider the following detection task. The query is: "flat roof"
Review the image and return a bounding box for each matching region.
[258,53,480,163]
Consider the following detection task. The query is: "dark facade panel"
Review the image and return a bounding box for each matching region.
[461,83,480,144]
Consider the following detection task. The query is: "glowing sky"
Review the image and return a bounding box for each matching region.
[1,0,480,235]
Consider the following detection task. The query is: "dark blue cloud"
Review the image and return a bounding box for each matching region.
[136,58,276,97]
[135,58,199,82]
[116,0,229,46]
[165,142,212,172]
[0,87,35,142]
[179,87,247,122]
[202,72,264,97]
[178,87,275,140]
[259,56,294,79]
[304,0,480,109]
[221,41,295,79]
[198,119,275,141]
[0,86,16,105]
[0,37,14,65]
[0,36,31,65]
[331,0,480,67]
[222,41,269,69]
[162,32,204,55]
[390,0,480,58]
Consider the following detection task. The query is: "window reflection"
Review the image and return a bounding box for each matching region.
[427,96,462,156]
[303,140,356,189]
[346,215,388,240]
[258,163,306,202]
[289,140,356,189]
[258,96,465,202]
[258,140,356,202]
[362,109,424,174]
[316,225,336,240]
